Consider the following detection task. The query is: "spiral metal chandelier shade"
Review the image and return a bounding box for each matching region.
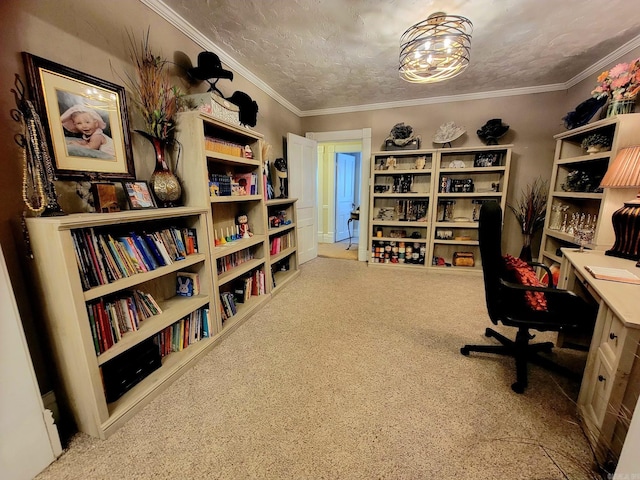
[399,12,473,84]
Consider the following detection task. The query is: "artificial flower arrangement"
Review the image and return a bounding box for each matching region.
[507,177,548,235]
[591,58,640,101]
[581,133,611,150]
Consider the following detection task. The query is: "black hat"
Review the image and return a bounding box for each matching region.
[188,51,233,81]
[477,119,509,145]
[227,91,259,127]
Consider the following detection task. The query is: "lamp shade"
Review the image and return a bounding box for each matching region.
[399,12,472,84]
[600,145,640,260]
[600,145,640,188]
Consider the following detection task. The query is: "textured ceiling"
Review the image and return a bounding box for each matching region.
[157,0,640,113]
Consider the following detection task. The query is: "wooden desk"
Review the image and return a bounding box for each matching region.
[560,249,640,464]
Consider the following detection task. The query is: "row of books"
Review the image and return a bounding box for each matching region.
[154,308,211,357]
[269,232,293,255]
[205,137,244,157]
[71,226,198,291]
[87,290,162,355]
[220,269,266,323]
[216,248,255,274]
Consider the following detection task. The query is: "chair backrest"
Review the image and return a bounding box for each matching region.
[478,202,505,324]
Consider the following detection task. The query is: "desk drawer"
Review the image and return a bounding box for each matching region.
[583,349,615,430]
[600,307,627,368]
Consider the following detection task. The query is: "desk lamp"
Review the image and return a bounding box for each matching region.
[599,145,640,265]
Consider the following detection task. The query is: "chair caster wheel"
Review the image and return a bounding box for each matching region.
[460,347,469,356]
[511,382,526,394]
[484,328,492,337]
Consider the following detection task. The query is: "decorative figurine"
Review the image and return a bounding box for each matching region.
[237,211,253,238]
[274,157,288,198]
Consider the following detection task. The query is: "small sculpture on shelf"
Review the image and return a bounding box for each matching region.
[274,157,288,198]
[237,211,253,238]
[580,133,611,154]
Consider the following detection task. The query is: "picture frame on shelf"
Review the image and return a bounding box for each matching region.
[473,152,500,167]
[22,52,135,181]
[123,181,157,209]
[91,182,120,213]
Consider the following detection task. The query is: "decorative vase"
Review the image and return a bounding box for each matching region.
[137,131,182,208]
[586,145,602,154]
[519,233,532,262]
[606,97,636,117]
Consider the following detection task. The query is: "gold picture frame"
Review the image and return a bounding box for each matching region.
[22,52,135,181]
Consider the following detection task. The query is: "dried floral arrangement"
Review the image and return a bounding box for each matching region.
[125,29,183,141]
[507,178,548,235]
[581,133,611,150]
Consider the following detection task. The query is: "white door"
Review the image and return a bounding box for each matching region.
[335,152,356,242]
[0,243,61,479]
[287,133,318,264]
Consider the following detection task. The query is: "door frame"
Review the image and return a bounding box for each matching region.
[306,129,371,262]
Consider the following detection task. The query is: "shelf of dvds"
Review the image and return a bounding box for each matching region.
[26,207,214,438]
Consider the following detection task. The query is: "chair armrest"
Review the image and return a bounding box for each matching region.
[526,261,555,288]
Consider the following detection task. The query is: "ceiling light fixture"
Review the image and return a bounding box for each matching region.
[399,12,473,84]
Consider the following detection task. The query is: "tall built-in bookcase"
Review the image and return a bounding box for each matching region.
[368,145,512,272]
[26,207,214,438]
[538,114,640,268]
[176,111,299,332]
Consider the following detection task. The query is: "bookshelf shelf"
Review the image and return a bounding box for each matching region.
[84,253,206,301]
[270,246,297,264]
[212,236,266,259]
[217,258,266,286]
[96,294,210,365]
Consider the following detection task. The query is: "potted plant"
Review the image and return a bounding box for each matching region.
[125,30,184,207]
[581,133,612,154]
[507,178,548,261]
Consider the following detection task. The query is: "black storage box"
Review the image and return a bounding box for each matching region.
[101,337,161,403]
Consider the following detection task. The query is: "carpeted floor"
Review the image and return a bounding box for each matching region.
[37,257,597,480]
[318,238,359,260]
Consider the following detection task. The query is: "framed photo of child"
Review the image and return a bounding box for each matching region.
[123,181,156,209]
[22,52,135,181]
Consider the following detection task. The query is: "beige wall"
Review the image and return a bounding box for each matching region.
[0,0,300,394]
[302,91,572,256]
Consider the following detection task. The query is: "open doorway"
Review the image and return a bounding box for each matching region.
[306,128,371,262]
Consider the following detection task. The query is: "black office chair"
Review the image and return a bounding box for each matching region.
[460,202,596,393]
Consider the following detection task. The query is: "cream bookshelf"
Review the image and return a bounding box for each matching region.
[538,114,640,268]
[26,207,214,438]
[175,111,299,333]
[176,111,268,334]
[368,149,436,268]
[367,145,512,273]
[430,145,512,273]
